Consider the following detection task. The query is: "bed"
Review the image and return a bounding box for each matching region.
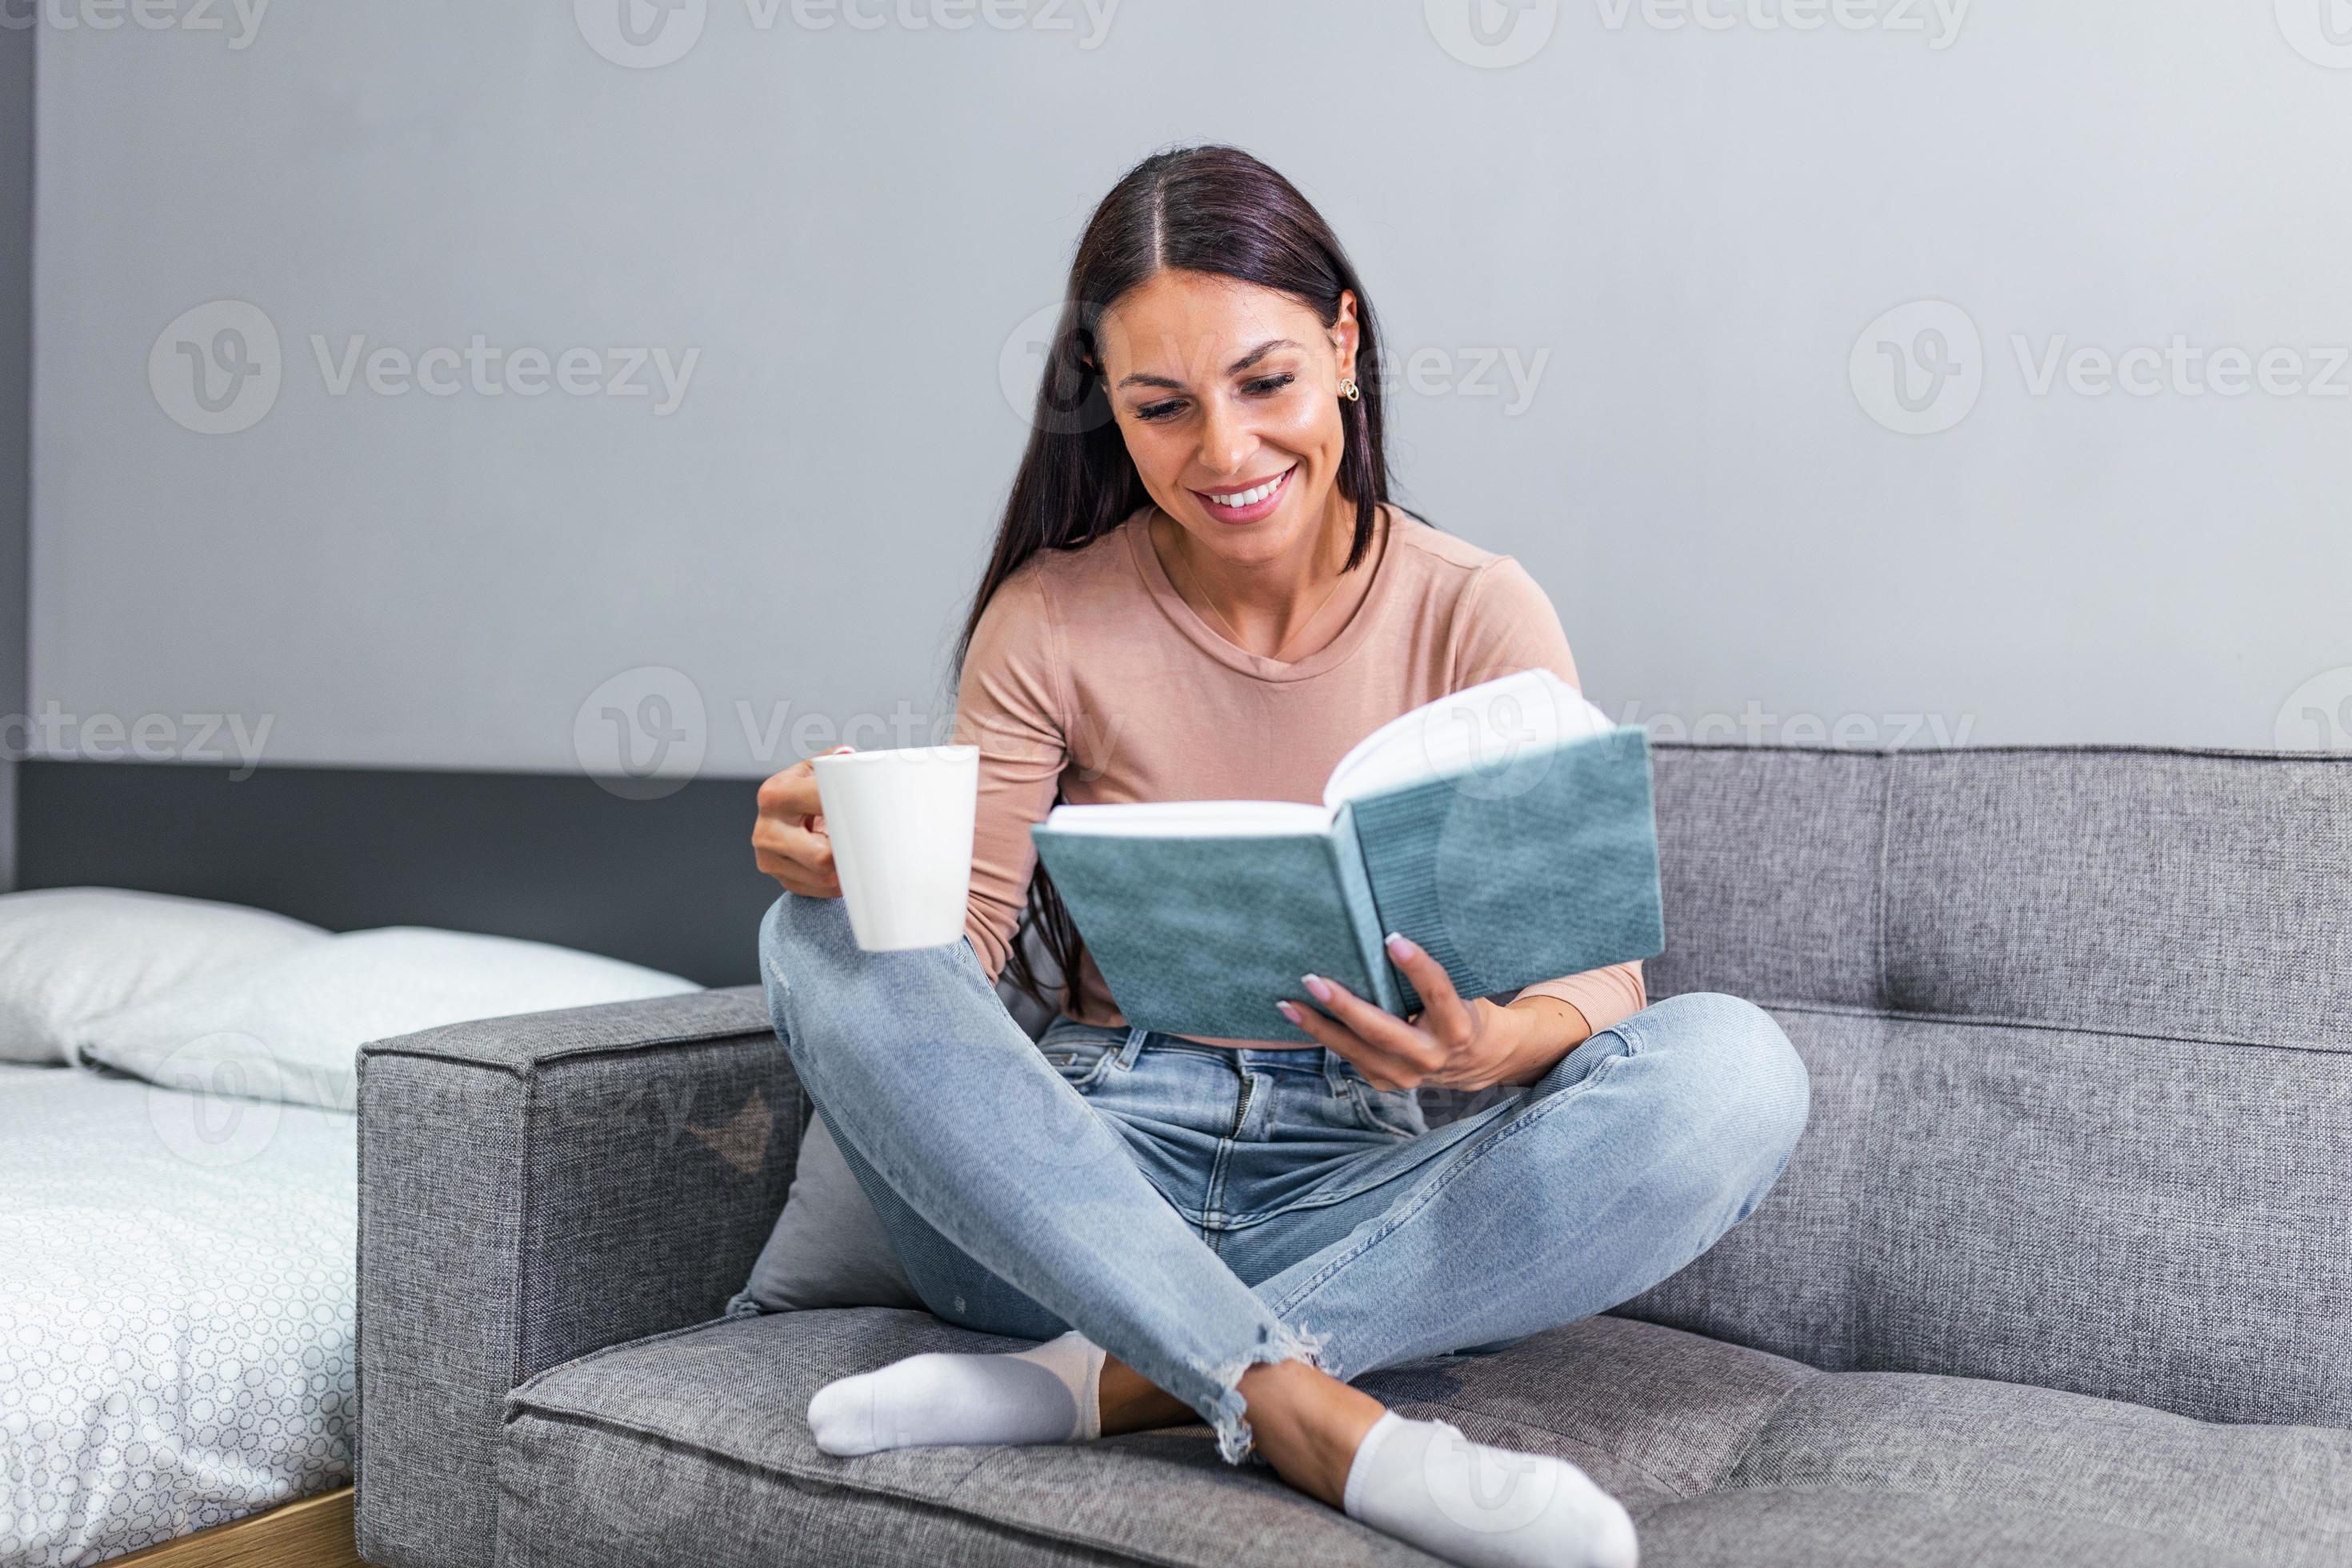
[0,878,710,1566]
[0,1062,357,1566]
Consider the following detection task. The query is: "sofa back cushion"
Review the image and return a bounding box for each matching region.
[1625,744,2352,1430]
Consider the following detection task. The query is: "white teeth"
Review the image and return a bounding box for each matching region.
[1208,468,1290,508]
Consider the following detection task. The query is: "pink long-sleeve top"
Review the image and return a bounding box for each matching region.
[953,501,1646,1048]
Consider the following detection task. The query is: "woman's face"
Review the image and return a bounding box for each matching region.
[1094,268,1359,570]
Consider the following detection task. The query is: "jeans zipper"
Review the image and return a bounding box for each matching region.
[1229,1073,1255,1139]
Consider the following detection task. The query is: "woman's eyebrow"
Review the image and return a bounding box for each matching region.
[1114,338,1301,390]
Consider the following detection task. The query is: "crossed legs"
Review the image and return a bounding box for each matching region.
[762,893,1807,1562]
[762,891,1334,1463]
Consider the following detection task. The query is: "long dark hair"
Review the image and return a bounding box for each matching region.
[954,144,1402,1014]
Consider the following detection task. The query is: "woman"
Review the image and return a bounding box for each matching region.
[752,145,1808,1568]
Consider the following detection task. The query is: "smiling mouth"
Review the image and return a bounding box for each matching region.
[1192,463,1297,512]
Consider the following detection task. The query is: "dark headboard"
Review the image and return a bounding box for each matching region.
[18,760,776,987]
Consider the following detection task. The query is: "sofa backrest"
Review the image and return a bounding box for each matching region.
[1623,742,2352,1430]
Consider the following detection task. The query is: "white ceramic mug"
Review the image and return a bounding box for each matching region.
[810,745,980,951]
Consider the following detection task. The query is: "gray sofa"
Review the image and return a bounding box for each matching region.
[353,742,2352,1567]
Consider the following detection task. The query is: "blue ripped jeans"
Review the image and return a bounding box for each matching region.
[759,892,1809,1465]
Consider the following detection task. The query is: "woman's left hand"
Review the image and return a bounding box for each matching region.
[1276,933,1530,1093]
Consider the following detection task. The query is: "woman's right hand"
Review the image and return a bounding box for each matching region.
[752,748,853,898]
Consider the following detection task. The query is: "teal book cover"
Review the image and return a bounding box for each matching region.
[1027,670,1666,1044]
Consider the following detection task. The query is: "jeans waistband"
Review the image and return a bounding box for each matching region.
[1070,1020,1362,1098]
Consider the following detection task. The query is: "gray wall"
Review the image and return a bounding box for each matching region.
[2,13,29,883]
[28,2,2352,782]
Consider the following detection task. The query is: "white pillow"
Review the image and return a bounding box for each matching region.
[77,926,702,1110]
[0,888,326,1064]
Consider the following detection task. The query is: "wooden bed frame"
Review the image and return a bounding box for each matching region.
[110,1487,368,1568]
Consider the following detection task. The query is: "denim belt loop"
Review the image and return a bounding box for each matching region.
[1319,1046,1350,1097]
[1118,1026,1150,1070]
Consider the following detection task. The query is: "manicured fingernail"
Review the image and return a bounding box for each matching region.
[1302,974,1332,1002]
[1385,932,1419,959]
[1275,1001,1301,1022]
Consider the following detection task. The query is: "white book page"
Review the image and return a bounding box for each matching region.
[1040,800,1337,838]
[1322,668,1614,807]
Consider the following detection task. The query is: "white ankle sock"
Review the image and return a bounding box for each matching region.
[806,1330,1109,1458]
[1341,1411,1639,1568]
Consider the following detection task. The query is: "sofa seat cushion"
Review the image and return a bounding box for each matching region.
[495,1308,2351,1568]
[1656,1369,2352,1567]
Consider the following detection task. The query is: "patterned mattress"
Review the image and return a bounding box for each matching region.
[0,1062,356,1566]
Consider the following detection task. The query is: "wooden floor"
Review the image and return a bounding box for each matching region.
[110,1488,368,1568]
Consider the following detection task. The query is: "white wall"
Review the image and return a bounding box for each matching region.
[30,0,2352,779]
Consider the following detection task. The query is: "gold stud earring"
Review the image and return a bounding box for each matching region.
[1339,377,1360,401]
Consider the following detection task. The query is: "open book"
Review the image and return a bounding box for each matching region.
[1029,668,1664,1043]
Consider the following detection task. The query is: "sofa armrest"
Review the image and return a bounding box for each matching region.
[354,986,798,1568]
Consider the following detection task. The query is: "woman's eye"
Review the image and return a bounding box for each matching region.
[1131,375,1290,422]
